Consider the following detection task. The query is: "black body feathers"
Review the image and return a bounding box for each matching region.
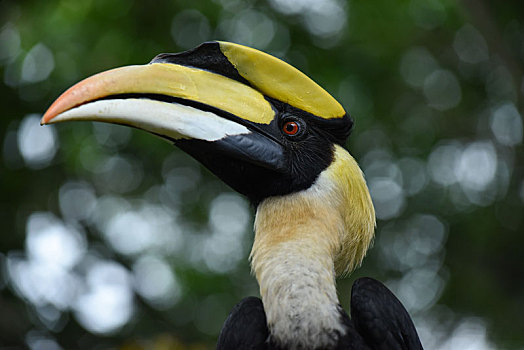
[350,278,423,350]
[217,278,423,350]
[217,297,269,350]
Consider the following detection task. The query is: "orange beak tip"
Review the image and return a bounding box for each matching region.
[40,113,49,125]
[40,112,53,125]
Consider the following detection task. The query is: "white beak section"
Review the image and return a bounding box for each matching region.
[47,98,251,142]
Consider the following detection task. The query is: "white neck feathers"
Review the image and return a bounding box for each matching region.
[250,145,375,349]
[251,226,345,348]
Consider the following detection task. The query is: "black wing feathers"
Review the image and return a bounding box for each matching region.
[217,296,269,350]
[217,278,422,349]
[350,277,423,350]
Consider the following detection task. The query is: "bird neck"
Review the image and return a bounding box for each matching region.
[250,176,347,349]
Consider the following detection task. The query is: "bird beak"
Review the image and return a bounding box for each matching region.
[41,41,350,201]
[41,46,286,173]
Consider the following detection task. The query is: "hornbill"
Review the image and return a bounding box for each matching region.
[42,41,423,350]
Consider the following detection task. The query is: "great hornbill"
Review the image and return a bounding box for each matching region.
[42,41,423,350]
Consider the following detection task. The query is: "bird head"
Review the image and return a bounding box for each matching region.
[42,41,375,275]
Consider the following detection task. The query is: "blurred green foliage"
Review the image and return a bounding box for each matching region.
[1,0,524,349]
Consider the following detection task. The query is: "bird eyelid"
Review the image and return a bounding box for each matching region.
[280,115,306,139]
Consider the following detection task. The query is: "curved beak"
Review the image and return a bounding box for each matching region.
[41,62,275,132]
[41,60,286,172]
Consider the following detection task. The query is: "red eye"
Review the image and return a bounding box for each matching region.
[283,121,300,135]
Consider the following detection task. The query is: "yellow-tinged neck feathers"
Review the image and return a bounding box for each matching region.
[250,145,375,348]
[251,144,375,278]
[327,145,376,276]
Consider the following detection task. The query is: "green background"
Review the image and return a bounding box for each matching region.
[1,0,523,348]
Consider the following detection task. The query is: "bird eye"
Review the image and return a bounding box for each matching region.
[282,121,300,136]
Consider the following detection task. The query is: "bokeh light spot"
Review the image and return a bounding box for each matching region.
[17,114,58,169]
[379,214,447,273]
[21,43,55,83]
[218,9,275,49]
[455,141,497,192]
[400,47,438,88]
[94,155,143,193]
[92,122,131,149]
[74,261,133,334]
[0,23,21,63]
[7,213,87,312]
[453,24,488,64]
[428,142,462,186]
[369,178,405,220]
[59,181,97,222]
[26,331,63,350]
[441,318,495,350]
[269,0,346,38]
[423,69,461,110]
[200,193,250,273]
[103,203,181,256]
[133,255,181,309]
[398,157,428,196]
[26,213,87,269]
[396,266,445,312]
[490,102,522,146]
[171,10,211,50]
